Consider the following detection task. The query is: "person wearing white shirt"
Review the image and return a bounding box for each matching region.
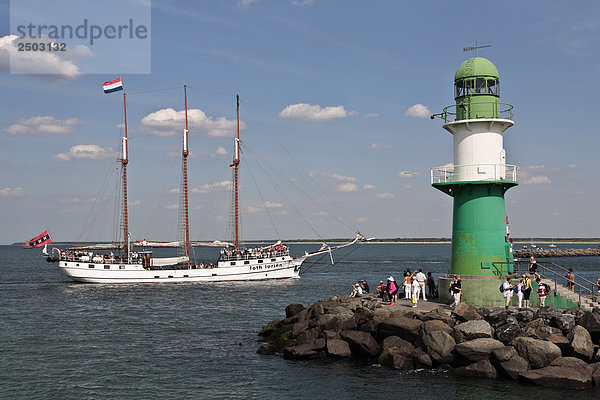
[414,269,427,301]
[503,277,514,310]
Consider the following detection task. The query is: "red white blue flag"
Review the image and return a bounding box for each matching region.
[102,77,124,94]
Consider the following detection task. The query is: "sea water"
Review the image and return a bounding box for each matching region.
[1,243,599,399]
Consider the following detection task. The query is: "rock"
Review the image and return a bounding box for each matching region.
[495,317,521,344]
[297,327,321,345]
[590,362,600,386]
[578,311,600,336]
[484,308,508,328]
[412,347,433,369]
[464,359,497,379]
[519,366,593,390]
[497,354,529,380]
[326,339,351,358]
[515,309,535,324]
[452,320,494,344]
[420,308,454,326]
[379,347,414,370]
[454,338,505,362]
[547,333,570,352]
[512,337,562,369]
[283,343,322,360]
[423,319,453,336]
[285,303,305,318]
[291,320,309,338]
[256,343,278,355]
[452,303,483,322]
[377,315,423,342]
[354,307,375,326]
[312,301,325,317]
[550,356,592,374]
[490,346,517,363]
[372,307,393,325]
[314,314,342,332]
[340,330,380,358]
[322,330,340,340]
[381,336,414,357]
[553,313,576,333]
[258,319,281,337]
[568,325,594,361]
[422,330,456,365]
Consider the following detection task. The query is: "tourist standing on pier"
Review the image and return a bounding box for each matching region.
[523,274,533,308]
[449,275,462,309]
[566,268,575,291]
[515,279,524,308]
[427,272,437,298]
[411,278,420,308]
[502,276,514,310]
[414,269,427,301]
[596,277,600,294]
[403,270,416,300]
[536,278,547,307]
[387,277,398,306]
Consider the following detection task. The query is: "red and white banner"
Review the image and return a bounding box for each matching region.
[29,230,52,248]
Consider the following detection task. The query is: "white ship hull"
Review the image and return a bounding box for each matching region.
[58,255,303,283]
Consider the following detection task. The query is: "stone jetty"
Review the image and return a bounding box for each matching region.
[257,294,600,390]
[514,248,600,258]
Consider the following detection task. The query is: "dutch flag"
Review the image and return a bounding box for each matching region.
[102,77,124,94]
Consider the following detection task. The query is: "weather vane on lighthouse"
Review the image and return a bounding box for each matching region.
[463,41,491,57]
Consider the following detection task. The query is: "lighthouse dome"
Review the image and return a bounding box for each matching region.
[455,57,499,81]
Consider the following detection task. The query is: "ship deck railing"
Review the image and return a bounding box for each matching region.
[220,250,289,261]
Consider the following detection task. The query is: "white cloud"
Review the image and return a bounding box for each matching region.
[169,188,179,194]
[247,206,263,214]
[405,104,431,118]
[279,103,356,122]
[522,175,551,185]
[337,183,358,192]
[53,144,116,161]
[569,164,576,169]
[239,0,259,6]
[377,192,395,199]
[0,35,92,80]
[5,116,80,135]
[397,171,421,178]
[264,201,283,208]
[363,184,376,190]
[130,200,142,206]
[191,180,232,193]
[291,0,315,5]
[370,143,393,150]
[364,113,379,118]
[210,146,228,157]
[140,108,244,137]
[324,173,356,182]
[0,187,23,197]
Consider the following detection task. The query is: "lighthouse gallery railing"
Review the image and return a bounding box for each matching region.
[431,164,517,184]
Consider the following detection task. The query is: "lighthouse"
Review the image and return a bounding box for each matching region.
[432,55,518,305]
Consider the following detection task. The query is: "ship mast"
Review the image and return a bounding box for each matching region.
[233,94,240,248]
[183,85,191,265]
[122,92,130,260]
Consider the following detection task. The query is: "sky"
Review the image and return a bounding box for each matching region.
[1,0,599,244]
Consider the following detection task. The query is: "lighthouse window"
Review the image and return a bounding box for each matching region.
[476,79,487,94]
[455,81,464,97]
[487,79,499,95]
[464,80,474,95]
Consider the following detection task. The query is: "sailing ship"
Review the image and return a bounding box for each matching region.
[45,87,366,283]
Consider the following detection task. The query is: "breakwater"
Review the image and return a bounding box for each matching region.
[514,248,600,258]
[258,294,600,390]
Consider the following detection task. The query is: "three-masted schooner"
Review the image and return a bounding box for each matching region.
[46,85,366,283]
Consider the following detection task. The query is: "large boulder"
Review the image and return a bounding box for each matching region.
[285,303,305,318]
[423,319,453,336]
[553,313,576,333]
[377,315,423,342]
[283,341,325,360]
[326,339,351,358]
[381,336,414,357]
[495,316,521,344]
[292,320,309,338]
[452,303,483,322]
[379,347,414,370]
[591,362,600,386]
[514,309,535,324]
[422,330,456,365]
[412,347,433,369]
[452,320,494,344]
[296,327,321,345]
[420,308,454,326]
[496,354,529,380]
[354,307,375,326]
[340,330,380,358]
[313,314,342,332]
[454,338,505,362]
[483,308,508,328]
[568,325,594,361]
[512,337,562,369]
[550,356,592,374]
[464,359,497,379]
[519,366,593,390]
[578,311,600,337]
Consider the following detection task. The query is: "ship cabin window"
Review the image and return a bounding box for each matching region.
[119,265,125,269]
[88,264,94,268]
[258,259,263,263]
[271,258,276,262]
[244,260,250,265]
[104,265,110,269]
[64,262,67,266]
[230,261,236,266]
